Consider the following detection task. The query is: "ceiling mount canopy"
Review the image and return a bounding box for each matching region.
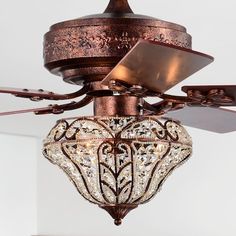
[104,0,133,13]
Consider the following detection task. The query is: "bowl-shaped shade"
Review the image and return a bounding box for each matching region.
[43,116,192,223]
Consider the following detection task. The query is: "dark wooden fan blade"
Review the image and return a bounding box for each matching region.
[167,106,236,133]
[0,84,90,101]
[102,40,214,94]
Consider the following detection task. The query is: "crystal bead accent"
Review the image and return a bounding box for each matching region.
[43,116,192,218]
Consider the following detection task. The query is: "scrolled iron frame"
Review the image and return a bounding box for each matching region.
[43,116,192,225]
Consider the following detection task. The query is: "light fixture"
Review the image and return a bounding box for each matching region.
[2,0,236,226]
[43,115,192,225]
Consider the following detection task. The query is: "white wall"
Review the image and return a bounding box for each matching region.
[0,134,37,236]
[37,128,236,236]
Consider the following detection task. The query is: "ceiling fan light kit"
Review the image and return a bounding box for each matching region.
[43,116,192,225]
[42,0,195,225]
[2,0,236,226]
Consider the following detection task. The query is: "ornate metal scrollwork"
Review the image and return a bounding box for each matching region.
[43,116,192,225]
[187,88,234,106]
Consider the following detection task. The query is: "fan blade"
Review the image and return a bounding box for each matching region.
[182,85,236,106]
[0,96,93,116]
[0,107,55,116]
[0,84,90,101]
[167,106,236,133]
[102,40,214,94]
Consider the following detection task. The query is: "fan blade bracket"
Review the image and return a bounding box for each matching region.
[182,85,236,106]
[0,96,92,117]
[143,98,186,116]
[106,80,159,97]
[0,87,58,100]
[0,84,90,101]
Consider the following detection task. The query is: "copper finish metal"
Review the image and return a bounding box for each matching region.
[143,100,186,116]
[4,0,236,227]
[182,85,236,106]
[100,204,138,225]
[104,0,133,13]
[0,95,93,116]
[94,95,140,116]
[4,0,236,134]
[0,84,90,101]
[87,81,113,97]
[44,0,191,85]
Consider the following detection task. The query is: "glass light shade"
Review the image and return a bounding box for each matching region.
[43,116,192,225]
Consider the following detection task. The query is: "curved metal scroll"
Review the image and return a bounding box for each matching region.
[0,84,90,101]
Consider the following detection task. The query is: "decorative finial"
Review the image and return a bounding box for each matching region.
[100,204,138,226]
[104,0,133,14]
[114,219,122,226]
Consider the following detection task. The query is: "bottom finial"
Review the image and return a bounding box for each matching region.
[114,219,122,226]
[100,204,138,225]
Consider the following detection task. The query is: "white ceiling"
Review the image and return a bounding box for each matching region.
[1,0,236,137]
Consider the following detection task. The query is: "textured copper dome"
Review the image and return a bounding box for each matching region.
[43,0,192,85]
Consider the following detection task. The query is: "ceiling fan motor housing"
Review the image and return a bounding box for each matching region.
[43,1,192,85]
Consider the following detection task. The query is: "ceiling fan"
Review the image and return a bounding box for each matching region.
[2,0,236,225]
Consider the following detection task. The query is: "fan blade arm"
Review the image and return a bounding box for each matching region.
[35,95,93,115]
[142,92,192,114]
[142,98,185,115]
[0,95,93,116]
[0,84,90,101]
[182,85,236,106]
